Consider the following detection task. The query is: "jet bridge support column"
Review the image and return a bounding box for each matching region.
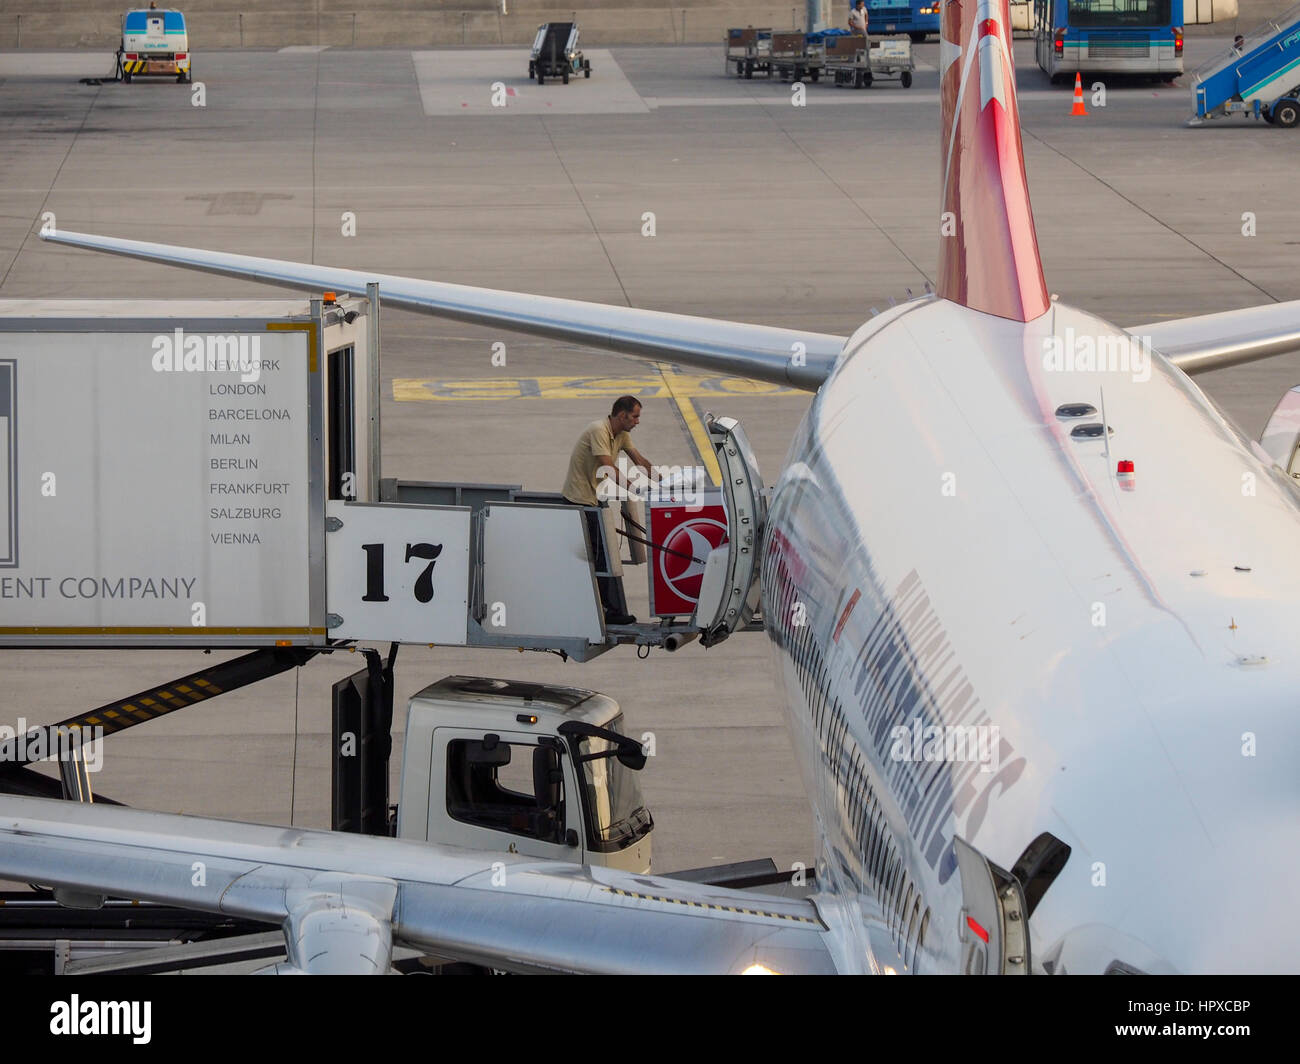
[331,644,399,836]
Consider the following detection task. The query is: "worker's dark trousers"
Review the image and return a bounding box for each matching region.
[569,502,628,615]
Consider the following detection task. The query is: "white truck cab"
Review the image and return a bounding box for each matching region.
[396,676,652,873]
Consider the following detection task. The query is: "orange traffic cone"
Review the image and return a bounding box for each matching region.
[1071,72,1087,116]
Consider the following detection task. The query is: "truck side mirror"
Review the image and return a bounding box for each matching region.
[557,720,647,771]
[565,829,580,848]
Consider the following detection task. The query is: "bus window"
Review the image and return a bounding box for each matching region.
[1067,0,1172,27]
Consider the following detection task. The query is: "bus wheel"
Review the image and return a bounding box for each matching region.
[909,32,927,43]
[1275,100,1300,128]
[901,70,912,88]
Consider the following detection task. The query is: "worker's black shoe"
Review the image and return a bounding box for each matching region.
[604,609,637,626]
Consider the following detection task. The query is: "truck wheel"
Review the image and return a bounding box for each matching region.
[863,70,873,87]
[584,67,590,77]
[529,61,534,77]
[901,70,912,88]
[1275,99,1300,127]
[563,69,569,84]
[745,60,753,79]
[1262,104,1275,123]
[537,69,544,84]
[810,68,819,82]
[123,72,132,83]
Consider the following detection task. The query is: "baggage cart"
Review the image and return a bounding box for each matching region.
[768,31,825,82]
[725,26,773,78]
[825,34,913,88]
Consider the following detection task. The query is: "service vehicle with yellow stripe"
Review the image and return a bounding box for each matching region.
[120,7,191,83]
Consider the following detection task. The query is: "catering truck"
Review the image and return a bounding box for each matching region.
[0,673,653,973]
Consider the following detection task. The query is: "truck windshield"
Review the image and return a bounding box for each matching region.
[573,719,649,848]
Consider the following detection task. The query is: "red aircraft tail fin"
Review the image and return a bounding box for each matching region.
[937,0,1050,322]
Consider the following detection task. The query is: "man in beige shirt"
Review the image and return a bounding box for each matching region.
[563,395,652,625]
[848,0,869,35]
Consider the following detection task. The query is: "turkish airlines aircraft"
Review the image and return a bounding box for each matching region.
[9,0,1300,974]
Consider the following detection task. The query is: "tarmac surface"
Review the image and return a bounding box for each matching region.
[0,38,1297,876]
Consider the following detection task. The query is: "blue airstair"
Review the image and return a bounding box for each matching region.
[1190,2,1300,125]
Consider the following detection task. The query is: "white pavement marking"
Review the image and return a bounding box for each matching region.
[413,49,649,115]
[646,93,931,107]
[0,54,118,77]
[644,88,1148,108]
[279,45,331,53]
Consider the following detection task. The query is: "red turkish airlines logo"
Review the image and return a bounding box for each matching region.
[659,517,728,602]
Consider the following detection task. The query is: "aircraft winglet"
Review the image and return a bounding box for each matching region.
[937,0,1050,323]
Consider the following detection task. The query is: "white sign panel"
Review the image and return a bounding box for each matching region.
[0,328,312,642]
[326,501,470,645]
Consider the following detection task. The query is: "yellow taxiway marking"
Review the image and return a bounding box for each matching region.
[654,364,722,486]
[392,371,800,487]
[392,373,799,402]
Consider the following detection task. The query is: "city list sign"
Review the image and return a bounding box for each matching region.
[0,325,318,645]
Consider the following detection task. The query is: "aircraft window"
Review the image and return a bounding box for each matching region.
[446,739,566,844]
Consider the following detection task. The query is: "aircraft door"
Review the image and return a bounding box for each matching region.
[953,837,1031,975]
[691,416,766,646]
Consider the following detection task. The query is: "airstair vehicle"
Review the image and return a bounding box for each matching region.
[1190,1,1300,126]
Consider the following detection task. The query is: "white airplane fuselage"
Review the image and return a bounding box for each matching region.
[763,295,1300,974]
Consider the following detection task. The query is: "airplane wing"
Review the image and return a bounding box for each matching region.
[38,230,845,391]
[0,795,839,974]
[1132,300,1300,375]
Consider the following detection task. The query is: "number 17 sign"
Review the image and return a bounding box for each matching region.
[325,501,471,645]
